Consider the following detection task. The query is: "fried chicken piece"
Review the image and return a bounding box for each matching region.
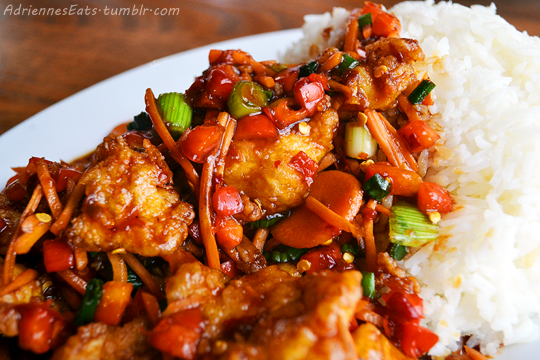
[341,37,425,115]
[352,323,415,360]
[51,318,158,360]
[67,135,195,257]
[158,263,362,360]
[224,108,339,215]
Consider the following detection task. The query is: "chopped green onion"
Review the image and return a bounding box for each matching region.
[227,81,268,119]
[298,61,319,78]
[265,245,308,263]
[361,271,376,299]
[389,243,408,261]
[157,92,192,140]
[249,212,289,229]
[342,243,359,257]
[344,122,378,160]
[269,63,288,73]
[338,54,360,72]
[284,247,308,262]
[408,79,436,104]
[389,201,439,247]
[127,112,152,131]
[271,251,289,263]
[357,13,373,29]
[264,90,274,102]
[127,266,143,290]
[74,278,104,326]
[364,173,391,202]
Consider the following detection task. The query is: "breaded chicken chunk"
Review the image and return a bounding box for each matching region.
[152,263,361,359]
[67,134,195,257]
[224,108,339,214]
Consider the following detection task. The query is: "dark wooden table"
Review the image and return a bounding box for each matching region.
[1,0,539,135]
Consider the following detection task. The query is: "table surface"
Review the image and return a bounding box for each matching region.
[1,0,539,136]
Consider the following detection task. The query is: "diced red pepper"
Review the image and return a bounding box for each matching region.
[265,99,310,129]
[417,182,453,214]
[364,162,422,197]
[43,239,74,273]
[386,291,424,322]
[93,281,133,326]
[396,321,439,358]
[206,67,237,102]
[274,67,299,93]
[55,168,83,193]
[188,220,202,244]
[16,303,65,354]
[398,120,440,153]
[148,307,205,360]
[4,179,27,202]
[215,216,243,249]
[293,74,328,116]
[220,260,242,278]
[289,151,318,187]
[372,12,401,37]
[212,186,244,217]
[300,242,342,274]
[234,113,279,141]
[179,125,224,163]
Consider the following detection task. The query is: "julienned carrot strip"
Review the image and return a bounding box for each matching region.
[363,199,378,272]
[199,149,220,270]
[162,295,205,317]
[121,253,164,300]
[3,185,43,285]
[328,79,353,97]
[107,252,128,283]
[344,9,361,53]
[50,180,87,236]
[145,88,200,195]
[141,291,162,325]
[61,286,82,310]
[36,159,63,219]
[252,228,270,252]
[74,248,88,271]
[0,269,38,297]
[321,52,343,72]
[375,204,392,217]
[365,110,417,172]
[57,269,87,295]
[13,221,51,254]
[305,196,353,232]
[213,114,236,187]
[464,346,489,360]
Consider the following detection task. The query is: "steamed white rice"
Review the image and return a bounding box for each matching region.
[282,1,540,357]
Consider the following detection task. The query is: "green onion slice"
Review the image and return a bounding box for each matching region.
[408,79,436,104]
[389,243,408,261]
[265,245,308,263]
[389,201,439,247]
[361,271,376,299]
[358,13,373,29]
[127,112,153,131]
[74,278,104,326]
[269,63,288,73]
[364,173,391,202]
[344,122,378,160]
[249,212,289,229]
[227,81,268,120]
[157,92,193,140]
[342,243,359,257]
[338,54,360,72]
[298,61,319,78]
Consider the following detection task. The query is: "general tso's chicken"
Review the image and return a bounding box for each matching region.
[353,323,415,360]
[153,262,361,360]
[341,37,425,115]
[67,134,195,257]
[51,317,158,360]
[224,108,339,214]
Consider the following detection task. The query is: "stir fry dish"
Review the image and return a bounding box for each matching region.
[0,2,467,360]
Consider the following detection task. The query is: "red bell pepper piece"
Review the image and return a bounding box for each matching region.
[55,167,83,193]
[179,125,224,163]
[212,186,244,217]
[93,281,134,326]
[215,216,243,249]
[417,182,453,214]
[293,74,328,115]
[220,260,242,278]
[16,302,65,354]
[396,321,439,358]
[233,113,279,141]
[43,239,74,273]
[398,120,440,153]
[386,291,424,321]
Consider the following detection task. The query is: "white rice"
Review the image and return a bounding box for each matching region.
[282,1,540,357]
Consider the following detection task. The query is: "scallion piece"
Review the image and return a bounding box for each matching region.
[269,63,288,73]
[264,90,274,102]
[357,13,373,29]
[284,247,308,262]
[389,243,408,261]
[389,201,439,247]
[127,112,152,131]
[344,122,378,160]
[157,92,192,140]
[127,266,143,290]
[74,278,104,326]
[342,243,359,256]
[408,80,436,104]
[298,60,319,78]
[249,212,289,229]
[364,173,391,202]
[227,81,268,120]
[361,271,376,299]
[338,54,360,72]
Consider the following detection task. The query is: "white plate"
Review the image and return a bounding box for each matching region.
[0,29,538,359]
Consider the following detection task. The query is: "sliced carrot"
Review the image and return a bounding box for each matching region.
[121,253,164,300]
[74,248,88,271]
[13,214,52,254]
[304,196,353,232]
[0,269,38,297]
[56,270,87,295]
[107,252,127,283]
[464,346,489,360]
[363,199,378,272]
[50,180,87,236]
[252,228,270,252]
[344,9,361,53]
[36,159,63,219]
[141,291,162,325]
[271,171,363,248]
[93,281,133,326]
